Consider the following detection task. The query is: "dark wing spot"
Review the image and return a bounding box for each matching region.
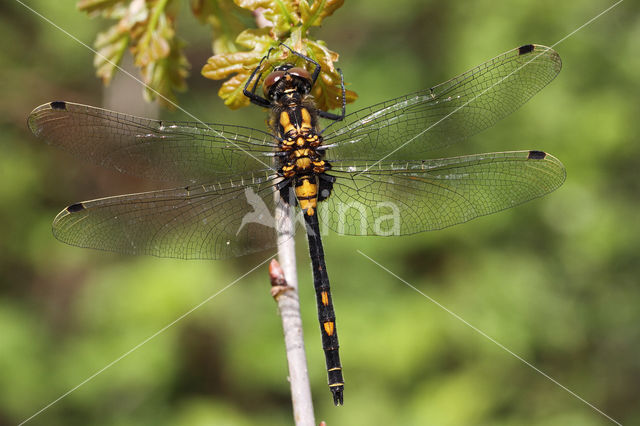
[67,203,85,213]
[528,150,547,160]
[518,44,535,55]
[50,101,67,110]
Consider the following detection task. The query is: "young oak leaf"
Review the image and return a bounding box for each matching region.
[306,39,357,111]
[233,0,300,34]
[79,0,189,105]
[313,71,357,112]
[143,36,190,107]
[299,0,344,28]
[202,51,259,80]
[133,5,174,67]
[191,0,254,54]
[202,28,274,108]
[77,0,127,16]
[235,27,274,51]
[93,24,130,84]
[80,0,146,84]
[118,0,149,27]
[218,71,254,108]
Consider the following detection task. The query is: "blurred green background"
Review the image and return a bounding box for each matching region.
[1,1,639,425]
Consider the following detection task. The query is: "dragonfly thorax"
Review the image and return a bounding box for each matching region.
[274,104,333,216]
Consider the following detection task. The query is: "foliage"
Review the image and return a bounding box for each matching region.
[78,0,190,107]
[78,0,357,110]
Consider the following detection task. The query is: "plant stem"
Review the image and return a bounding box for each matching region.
[272,194,316,426]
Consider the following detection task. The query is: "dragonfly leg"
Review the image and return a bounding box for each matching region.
[243,47,278,107]
[318,68,346,123]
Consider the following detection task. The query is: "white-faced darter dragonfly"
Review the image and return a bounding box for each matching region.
[28,44,565,406]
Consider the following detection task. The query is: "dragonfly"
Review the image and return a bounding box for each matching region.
[28,43,565,406]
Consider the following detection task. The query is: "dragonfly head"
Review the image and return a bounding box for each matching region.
[263,64,313,104]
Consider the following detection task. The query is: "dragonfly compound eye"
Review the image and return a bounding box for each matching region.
[263,70,286,97]
[287,67,312,83]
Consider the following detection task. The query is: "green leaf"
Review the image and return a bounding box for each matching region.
[133,1,173,67]
[202,51,259,80]
[235,27,273,50]
[233,0,299,33]
[191,0,254,54]
[218,72,253,108]
[143,37,190,108]
[93,24,130,84]
[77,0,127,16]
[306,39,356,111]
[233,0,274,10]
[201,28,275,108]
[300,0,344,28]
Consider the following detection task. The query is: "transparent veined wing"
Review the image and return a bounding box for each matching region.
[321,150,565,236]
[52,172,284,259]
[322,45,562,161]
[28,101,277,185]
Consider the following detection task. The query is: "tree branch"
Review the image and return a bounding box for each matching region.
[271,194,316,425]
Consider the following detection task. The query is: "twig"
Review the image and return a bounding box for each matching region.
[271,194,316,425]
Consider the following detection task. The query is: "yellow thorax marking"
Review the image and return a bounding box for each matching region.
[282,164,295,178]
[312,160,326,173]
[300,107,312,130]
[294,148,312,157]
[279,111,294,135]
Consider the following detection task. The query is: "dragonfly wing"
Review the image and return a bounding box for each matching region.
[52,174,284,259]
[323,45,562,161]
[28,101,277,184]
[321,150,565,236]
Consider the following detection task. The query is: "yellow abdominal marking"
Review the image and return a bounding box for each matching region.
[321,291,329,306]
[295,179,317,198]
[301,205,315,216]
[295,178,318,215]
[323,321,335,336]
